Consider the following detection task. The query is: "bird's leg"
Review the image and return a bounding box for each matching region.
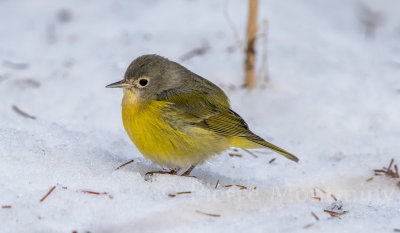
[181,165,195,176]
[170,168,180,175]
[146,168,180,176]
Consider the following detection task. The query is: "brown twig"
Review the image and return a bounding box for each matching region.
[388,159,394,172]
[1,205,12,208]
[323,200,348,218]
[312,187,325,200]
[244,0,258,88]
[374,169,386,173]
[81,190,113,199]
[323,209,349,218]
[366,177,374,182]
[40,186,56,202]
[12,105,36,119]
[215,179,219,189]
[374,158,399,178]
[311,212,319,221]
[228,153,242,158]
[330,194,338,201]
[176,191,191,195]
[268,158,276,164]
[303,224,313,229]
[195,210,221,217]
[81,190,103,195]
[236,185,247,190]
[115,160,134,170]
[168,191,191,197]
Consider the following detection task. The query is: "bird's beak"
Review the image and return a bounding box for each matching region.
[106,80,131,88]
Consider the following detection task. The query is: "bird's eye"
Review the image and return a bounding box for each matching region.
[138,78,149,87]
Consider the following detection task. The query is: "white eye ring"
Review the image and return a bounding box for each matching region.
[137,78,149,87]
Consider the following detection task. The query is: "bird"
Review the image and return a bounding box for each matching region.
[106,54,298,176]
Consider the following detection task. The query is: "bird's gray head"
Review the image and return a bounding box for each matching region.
[106,54,188,100]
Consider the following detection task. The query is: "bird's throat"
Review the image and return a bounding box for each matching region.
[122,89,142,112]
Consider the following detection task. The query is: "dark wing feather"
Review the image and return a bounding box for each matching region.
[156,88,299,162]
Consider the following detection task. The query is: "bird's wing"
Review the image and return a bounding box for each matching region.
[156,88,260,138]
[156,87,229,123]
[157,88,299,162]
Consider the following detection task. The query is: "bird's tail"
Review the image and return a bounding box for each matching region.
[250,138,299,162]
[230,131,299,162]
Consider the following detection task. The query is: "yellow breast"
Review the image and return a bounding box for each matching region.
[121,89,230,169]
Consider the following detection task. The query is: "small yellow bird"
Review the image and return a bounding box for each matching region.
[107,55,298,176]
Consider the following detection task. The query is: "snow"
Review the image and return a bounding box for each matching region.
[1,0,400,232]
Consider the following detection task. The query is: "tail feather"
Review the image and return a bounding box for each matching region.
[250,137,299,162]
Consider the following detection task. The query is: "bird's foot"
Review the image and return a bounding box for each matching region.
[145,169,179,176]
[181,165,196,178]
[144,166,197,179]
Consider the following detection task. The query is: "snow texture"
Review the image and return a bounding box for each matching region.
[1,0,400,232]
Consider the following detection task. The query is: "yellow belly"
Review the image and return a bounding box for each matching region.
[121,90,231,169]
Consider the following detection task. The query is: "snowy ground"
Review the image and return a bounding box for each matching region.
[1,0,400,232]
